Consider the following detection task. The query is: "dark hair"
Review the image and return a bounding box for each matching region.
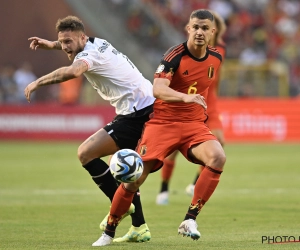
[190,9,214,22]
[55,16,85,33]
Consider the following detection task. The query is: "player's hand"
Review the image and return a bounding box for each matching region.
[28,37,58,50]
[182,94,207,110]
[24,81,39,103]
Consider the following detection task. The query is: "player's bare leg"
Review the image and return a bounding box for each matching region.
[186,128,225,195]
[78,129,120,202]
[178,140,226,240]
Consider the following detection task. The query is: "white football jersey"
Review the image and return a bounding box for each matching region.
[73,37,155,115]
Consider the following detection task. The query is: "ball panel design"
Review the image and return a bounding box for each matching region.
[110,149,144,183]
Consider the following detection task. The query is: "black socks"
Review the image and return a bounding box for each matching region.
[83,158,118,202]
[131,190,146,227]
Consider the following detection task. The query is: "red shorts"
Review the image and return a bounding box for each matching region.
[136,118,217,172]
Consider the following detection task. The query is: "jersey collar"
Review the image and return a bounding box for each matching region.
[184,41,209,62]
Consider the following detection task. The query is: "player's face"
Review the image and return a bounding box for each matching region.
[187,18,215,47]
[58,30,86,61]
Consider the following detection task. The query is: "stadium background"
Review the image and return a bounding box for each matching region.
[1,0,300,142]
[1,1,300,249]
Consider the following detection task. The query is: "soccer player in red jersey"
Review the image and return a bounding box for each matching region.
[156,10,227,205]
[93,9,226,246]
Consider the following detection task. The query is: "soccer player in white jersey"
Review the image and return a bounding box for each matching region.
[24,16,153,245]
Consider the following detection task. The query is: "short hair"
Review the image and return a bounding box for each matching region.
[210,10,227,38]
[55,16,85,33]
[189,9,214,22]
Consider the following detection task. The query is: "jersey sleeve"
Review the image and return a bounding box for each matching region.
[154,44,184,81]
[73,50,98,70]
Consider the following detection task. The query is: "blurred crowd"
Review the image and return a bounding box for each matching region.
[0,62,37,104]
[144,0,300,96]
[0,62,86,105]
[1,0,299,105]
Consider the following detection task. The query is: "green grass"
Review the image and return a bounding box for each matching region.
[1,141,300,249]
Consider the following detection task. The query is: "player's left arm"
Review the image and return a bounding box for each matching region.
[24,60,88,102]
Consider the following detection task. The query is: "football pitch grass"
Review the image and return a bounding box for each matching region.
[0,141,300,250]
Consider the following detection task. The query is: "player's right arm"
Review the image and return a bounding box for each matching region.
[24,60,87,102]
[153,78,207,109]
[28,37,62,50]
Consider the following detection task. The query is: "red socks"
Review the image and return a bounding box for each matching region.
[161,158,175,181]
[109,184,135,221]
[192,166,222,209]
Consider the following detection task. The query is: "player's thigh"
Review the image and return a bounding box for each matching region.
[190,140,226,169]
[137,120,181,162]
[165,150,179,161]
[211,129,225,146]
[78,128,119,164]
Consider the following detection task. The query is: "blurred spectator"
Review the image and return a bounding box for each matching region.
[108,0,164,51]
[239,42,267,66]
[208,0,234,20]
[0,64,18,103]
[238,82,255,98]
[13,62,37,103]
[2,0,299,100]
[144,0,300,96]
[127,8,143,35]
[59,76,83,105]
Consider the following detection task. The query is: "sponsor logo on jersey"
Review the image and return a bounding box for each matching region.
[76,52,88,59]
[208,66,214,78]
[155,64,165,73]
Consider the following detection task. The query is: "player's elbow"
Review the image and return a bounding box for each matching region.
[65,66,82,79]
[153,87,160,99]
[72,71,82,78]
[153,81,164,99]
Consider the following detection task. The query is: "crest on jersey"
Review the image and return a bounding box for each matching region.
[155,64,165,73]
[76,52,88,59]
[208,66,214,78]
[139,145,147,156]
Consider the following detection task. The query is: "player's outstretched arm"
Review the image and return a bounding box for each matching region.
[24,60,88,102]
[28,37,62,50]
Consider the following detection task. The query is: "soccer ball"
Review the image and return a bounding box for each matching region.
[110,149,144,183]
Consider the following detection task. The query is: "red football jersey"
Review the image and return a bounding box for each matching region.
[153,42,222,122]
[206,43,226,114]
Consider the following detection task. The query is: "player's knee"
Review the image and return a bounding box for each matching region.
[124,181,141,192]
[77,145,89,165]
[217,152,226,167]
[209,150,226,169]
